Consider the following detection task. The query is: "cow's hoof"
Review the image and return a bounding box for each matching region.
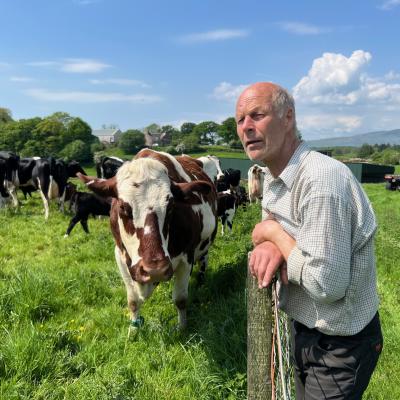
[130,316,144,328]
[63,234,69,239]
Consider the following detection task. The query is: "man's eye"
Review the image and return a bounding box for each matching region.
[237,118,244,125]
[253,113,265,120]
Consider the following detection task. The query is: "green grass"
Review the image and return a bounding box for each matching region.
[0,182,398,399]
[0,189,260,399]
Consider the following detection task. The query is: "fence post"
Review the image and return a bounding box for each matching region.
[247,266,273,399]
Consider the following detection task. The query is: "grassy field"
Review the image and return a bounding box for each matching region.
[0,178,398,399]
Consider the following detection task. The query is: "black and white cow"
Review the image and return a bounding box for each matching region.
[0,151,20,206]
[217,190,236,235]
[216,168,241,193]
[64,191,111,237]
[78,149,218,329]
[96,156,124,179]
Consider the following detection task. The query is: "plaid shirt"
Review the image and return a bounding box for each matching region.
[262,142,379,335]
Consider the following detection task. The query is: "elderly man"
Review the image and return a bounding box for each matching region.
[236,82,383,399]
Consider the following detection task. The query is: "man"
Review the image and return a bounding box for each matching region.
[236,82,383,399]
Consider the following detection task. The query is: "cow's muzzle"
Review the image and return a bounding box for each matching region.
[135,258,173,284]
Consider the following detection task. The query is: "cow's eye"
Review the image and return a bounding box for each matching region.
[133,182,140,188]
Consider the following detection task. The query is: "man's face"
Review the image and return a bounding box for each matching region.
[235,88,290,164]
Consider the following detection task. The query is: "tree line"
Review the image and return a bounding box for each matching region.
[0,107,240,161]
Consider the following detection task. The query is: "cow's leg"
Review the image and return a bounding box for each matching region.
[197,252,209,285]
[5,181,19,207]
[115,247,155,327]
[64,215,81,237]
[80,218,89,233]
[226,207,235,233]
[59,189,66,213]
[220,215,227,236]
[173,261,191,329]
[37,178,50,220]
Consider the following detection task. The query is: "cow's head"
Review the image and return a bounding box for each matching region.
[77,158,212,284]
[68,160,87,177]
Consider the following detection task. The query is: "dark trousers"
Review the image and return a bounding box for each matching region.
[290,313,383,400]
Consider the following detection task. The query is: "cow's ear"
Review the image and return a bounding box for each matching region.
[77,173,118,198]
[171,180,212,200]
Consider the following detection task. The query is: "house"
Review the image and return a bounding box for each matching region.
[92,129,122,144]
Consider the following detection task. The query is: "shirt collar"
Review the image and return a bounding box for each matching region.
[264,142,311,190]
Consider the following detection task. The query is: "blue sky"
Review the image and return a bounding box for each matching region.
[1,0,400,140]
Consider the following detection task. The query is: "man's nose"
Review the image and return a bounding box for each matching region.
[242,115,255,133]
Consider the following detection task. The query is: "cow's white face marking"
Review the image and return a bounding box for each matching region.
[116,158,172,262]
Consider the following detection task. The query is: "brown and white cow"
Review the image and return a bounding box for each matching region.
[78,149,218,329]
[248,164,265,203]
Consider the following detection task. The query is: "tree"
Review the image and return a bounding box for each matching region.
[180,122,196,135]
[218,117,237,144]
[118,130,145,153]
[192,121,220,145]
[59,140,91,162]
[358,143,374,158]
[0,107,13,124]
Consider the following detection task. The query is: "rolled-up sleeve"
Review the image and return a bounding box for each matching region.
[287,194,353,304]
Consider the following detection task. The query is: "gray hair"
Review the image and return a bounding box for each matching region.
[271,85,297,131]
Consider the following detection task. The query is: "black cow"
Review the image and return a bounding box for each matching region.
[216,168,241,193]
[0,151,20,206]
[0,159,11,205]
[64,191,111,237]
[95,156,124,179]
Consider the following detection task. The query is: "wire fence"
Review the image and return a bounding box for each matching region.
[271,281,295,400]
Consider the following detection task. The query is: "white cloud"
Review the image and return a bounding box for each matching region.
[90,78,150,88]
[278,22,329,35]
[61,59,111,73]
[299,114,362,136]
[27,58,111,73]
[24,88,162,104]
[178,29,249,44]
[211,82,249,102]
[293,50,400,138]
[27,61,59,68]
[379,0,400,10]
[293,50,372,105]
[10,76,34,82]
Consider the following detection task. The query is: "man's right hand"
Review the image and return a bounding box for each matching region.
[249,241,287,288]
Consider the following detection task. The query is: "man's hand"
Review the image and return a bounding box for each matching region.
[249,241,288,288]
[252,219,283,246]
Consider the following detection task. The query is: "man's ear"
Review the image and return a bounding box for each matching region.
[77,173,118,198]
[285,108,294,128]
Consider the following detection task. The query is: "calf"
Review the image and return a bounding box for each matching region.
[64,191,111,237]
[78,149,217,329]
[217,190,236,235]
[248,164,265,203]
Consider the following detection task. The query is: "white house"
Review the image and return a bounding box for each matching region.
[92,129,122,144]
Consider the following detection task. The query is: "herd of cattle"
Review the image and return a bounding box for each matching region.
[0,149,266,328]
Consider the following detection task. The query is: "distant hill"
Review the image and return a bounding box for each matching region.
[306,129,400,148]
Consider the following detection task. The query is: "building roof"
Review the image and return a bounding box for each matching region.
[92,129,121,136]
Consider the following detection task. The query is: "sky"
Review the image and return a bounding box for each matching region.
[1,0,400,140]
